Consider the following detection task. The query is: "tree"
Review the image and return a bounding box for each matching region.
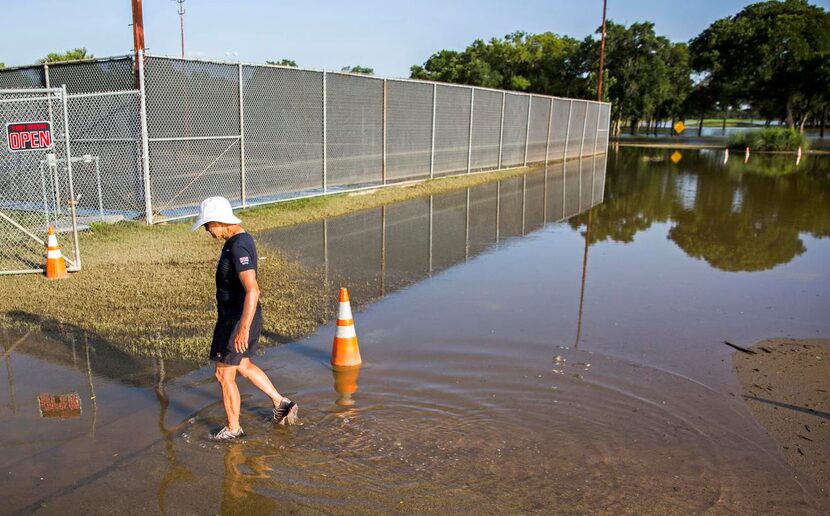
[38,48,93,64]
[410,31,585,96]
[341,65,374,75]
[0,62,5,70]
[266,59,297,67]
[690,0,830,132]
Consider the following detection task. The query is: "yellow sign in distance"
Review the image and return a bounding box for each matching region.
[674,121,685,134]
[671,150,683,164]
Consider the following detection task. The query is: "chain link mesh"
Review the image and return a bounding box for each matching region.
[501,94,529,167]
[0,89,79,273]
[584,102,600,156]
[527,96,551,164]
[326,73,383,188]
[433,85,471,177]
[566,101,588,160]
[470,89,502,171]
[386,80,433,182]
[243,65,324,199]
[1,54,610,229]
[549,99,571,162]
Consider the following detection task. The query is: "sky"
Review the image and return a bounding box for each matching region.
[2,0,829,77]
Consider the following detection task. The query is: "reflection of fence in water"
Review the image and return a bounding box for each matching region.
[264,155,607,305]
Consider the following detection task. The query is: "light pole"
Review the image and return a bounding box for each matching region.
[174,0,186,58]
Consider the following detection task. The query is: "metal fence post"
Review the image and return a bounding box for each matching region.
[322,71,327,193]
[238,62,246,207]
[593,102,602,156]
[382,79,387,184]
[562,99,573,216]
[44,64,54,128]
[430,83,436,179]
[61,85,81,270]
[523,95,531,166]
[579,101,589,158]
[467,88,474,174]
[137,51,153,224]
[544,98,553,164]
[563,99,573,160]
[543,98,553,224]
[498,91,506,169]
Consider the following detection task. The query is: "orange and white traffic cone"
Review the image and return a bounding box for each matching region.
[331,287,361,368]
[45,226,68,280]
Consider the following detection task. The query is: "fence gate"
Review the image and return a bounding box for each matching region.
[0,87,81,274]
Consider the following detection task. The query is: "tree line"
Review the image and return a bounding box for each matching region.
[410,0,829,136]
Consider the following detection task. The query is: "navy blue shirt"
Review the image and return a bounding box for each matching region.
[216,232,258,315]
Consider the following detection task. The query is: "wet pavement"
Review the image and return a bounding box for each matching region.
[1,148,829,513]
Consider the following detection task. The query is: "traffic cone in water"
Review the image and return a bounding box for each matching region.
[45,226,68,280]
[331,287,362,368]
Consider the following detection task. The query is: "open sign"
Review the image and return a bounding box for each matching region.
[6,121,53,152]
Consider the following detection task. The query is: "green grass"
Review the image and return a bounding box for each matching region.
[727,128,808,151]
[0,164,543,362]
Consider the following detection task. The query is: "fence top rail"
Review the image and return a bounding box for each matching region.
[66,89,140,99]
[0,87,63,95]
[0,55,134,73]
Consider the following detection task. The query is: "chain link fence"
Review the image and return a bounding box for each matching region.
[0,88,80,274]
[1,53,611,227]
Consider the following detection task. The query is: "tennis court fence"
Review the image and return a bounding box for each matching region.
[0,53,610,225]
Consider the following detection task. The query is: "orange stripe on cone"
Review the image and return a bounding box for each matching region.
[331,287,361,368]
[45,226,68,280]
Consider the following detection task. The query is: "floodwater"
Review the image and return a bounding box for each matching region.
[2,148,829,513]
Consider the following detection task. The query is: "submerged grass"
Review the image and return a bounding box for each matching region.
[0,164,543,362]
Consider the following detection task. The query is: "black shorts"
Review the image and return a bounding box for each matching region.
[209,308,262,365]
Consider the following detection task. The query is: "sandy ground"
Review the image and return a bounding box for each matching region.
[733,338,830,501]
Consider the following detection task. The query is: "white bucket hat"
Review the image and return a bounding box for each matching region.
[191,196,242,231]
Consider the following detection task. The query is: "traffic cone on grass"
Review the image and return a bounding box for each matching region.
[45,226,68,280]
[331,287,362,368]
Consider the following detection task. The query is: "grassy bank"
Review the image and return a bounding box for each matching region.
[0,164,545,362]
[728,128,808,151]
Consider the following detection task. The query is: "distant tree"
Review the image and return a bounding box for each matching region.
[690,0,830,132]
[0,62,5,70]
[39,48,93,64]
[411,31,585,96]
[341,65,374,75]
[266,59,298,67]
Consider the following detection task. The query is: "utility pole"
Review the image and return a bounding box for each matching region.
[131,0,146,82]
[174,0,186,58]
[597,0,608,102]
[575,0,607,349]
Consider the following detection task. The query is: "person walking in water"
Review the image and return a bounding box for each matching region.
[192,196,298,440]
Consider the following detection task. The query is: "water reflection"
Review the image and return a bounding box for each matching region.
[570,148,830,271]
[221,444,278,514]
[262,154,608,305]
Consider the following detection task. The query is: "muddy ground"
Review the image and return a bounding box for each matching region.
[733,338,830,500]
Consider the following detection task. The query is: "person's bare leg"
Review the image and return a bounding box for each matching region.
[216,363,242,432]
[237,358,283,407]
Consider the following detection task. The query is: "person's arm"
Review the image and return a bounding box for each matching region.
[233,269,260,353]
